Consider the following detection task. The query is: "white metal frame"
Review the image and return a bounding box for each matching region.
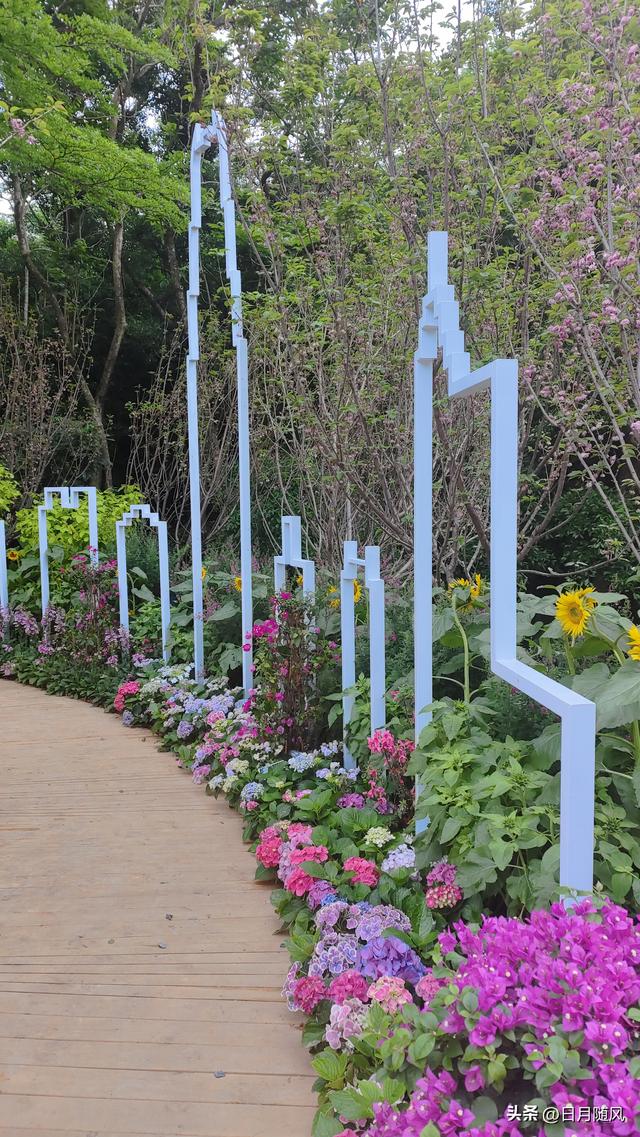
[187,113,254,691]
[341,541,386,770]
[416,232,596,896]
[116,504,171,662]
[274,516,315,596]
[186,123,210,680]
[38,487,98,614]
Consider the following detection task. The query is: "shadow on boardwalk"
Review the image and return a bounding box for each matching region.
[0,682,315,1137]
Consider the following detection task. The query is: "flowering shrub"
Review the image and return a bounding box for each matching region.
[246,590,340,750]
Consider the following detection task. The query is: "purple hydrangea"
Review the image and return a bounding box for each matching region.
[121,710,134,727]
[357,935,426,984]
[176,719,194,739]
[381,842,416,873]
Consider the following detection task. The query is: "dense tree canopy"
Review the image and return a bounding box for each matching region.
[1,0,639,586]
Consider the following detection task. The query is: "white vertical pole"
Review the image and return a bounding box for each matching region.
[38,505,49,616]
[157,519,171,663]
[186,125,209,681]
[85,487,99,564]
[0,521,8,609]
[213,111,254,695]
[116,521,129,633]
[341,541,358,770]
[413,233,446,833]
[365,546,386,733]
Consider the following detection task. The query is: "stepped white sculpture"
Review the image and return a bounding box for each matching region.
[414,232,597,897]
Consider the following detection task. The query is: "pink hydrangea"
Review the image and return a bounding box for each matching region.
[289,845,329,866]
[328,970,370,1004]
[113,680,140,713]
[344,856,380,886]
[285,868,316,896]
[256,833,283,868]
[287,823,314,844]
[415,970,445,1005]
[325,998,368,1050]
[367,976,413,1014]
[291,975,326,1013]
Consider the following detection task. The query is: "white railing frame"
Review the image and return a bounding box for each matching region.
[38,487,98,615]
[116,504,171,662]
[417,232,596,898]
[341,541,386,770]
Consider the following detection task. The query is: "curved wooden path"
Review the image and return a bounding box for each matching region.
[0,683,315,1137]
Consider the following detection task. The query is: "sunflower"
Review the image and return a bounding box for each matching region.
[201,566,207,581]
[296,573,304,587]
[448,573,483,611]
[233,575,242,592]
[7,548,20,562]
[327,584,340,610]
[555,589,593,641]
[353,579,362,604]
[626,625,640,661]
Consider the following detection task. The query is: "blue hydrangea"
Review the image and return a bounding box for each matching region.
[381,843,416,873]
[315,767,331,779]
[183,695,205,715]
[176,719,194,739]
[288,750,316,772]
[121,710,134,727]
[320,740,341,758]
[240,781,264,802]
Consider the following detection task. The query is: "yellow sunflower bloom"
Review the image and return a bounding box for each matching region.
[201,566,207,581]
[233,575,242,592]
[7,548,20,562]
[353,579,362,604]
[448,573,484,611]
[296,573,304,587]
[626,626,640,661]
[449,576,471,591]
[555,589,593,641]
[327,584,340,610]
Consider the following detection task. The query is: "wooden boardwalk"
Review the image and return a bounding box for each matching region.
[0,683,315,1137]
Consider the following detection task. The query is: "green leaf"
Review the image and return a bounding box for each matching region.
[312,1108,344,1137]
[311,1049,347,1082]
[592,660,640,729]
[440,816,463,843]
[298,861,328,879]
[328,1088,370,1121]
[408,1033,435,1062]
[210,600,238,621]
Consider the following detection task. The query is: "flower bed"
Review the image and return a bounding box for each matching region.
[110,660,640,1137]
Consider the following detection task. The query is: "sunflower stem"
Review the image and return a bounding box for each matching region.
[451,593,471,704]
[562,635,576,676]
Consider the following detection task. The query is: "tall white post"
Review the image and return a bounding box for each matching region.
[0,521,8,609]
[365,546,386,732]
[186,124,211,680]
[341,541,358,770]
[413,235,446,833]
[212,111,254,695]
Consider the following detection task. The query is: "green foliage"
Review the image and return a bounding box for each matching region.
[15,486,143,557]
[0,464,20,516]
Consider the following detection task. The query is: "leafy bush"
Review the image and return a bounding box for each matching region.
[15,485,143,557]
